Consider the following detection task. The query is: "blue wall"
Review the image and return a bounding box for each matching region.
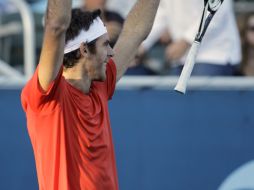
[1,89,254,190]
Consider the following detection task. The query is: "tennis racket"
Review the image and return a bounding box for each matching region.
[174,0,224,94]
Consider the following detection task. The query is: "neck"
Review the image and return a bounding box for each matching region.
[63,61,92,94]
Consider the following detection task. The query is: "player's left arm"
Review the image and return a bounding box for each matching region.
[112,0,160,82]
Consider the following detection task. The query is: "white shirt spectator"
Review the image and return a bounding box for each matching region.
[143,0,241,66]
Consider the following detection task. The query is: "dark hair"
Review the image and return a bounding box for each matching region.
[237,13,254,75]
[63,9,101,68]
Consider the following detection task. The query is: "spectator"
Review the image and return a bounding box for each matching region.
[106,0,137,18]
[139,0,242,76]
[238,13,254,76]
[82,0,124,47]
[0,1,17,14]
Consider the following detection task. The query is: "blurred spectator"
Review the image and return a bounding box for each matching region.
[238,13,254,76]
[82,0,124,47]
[0,1,22,68]
[138,0,242,76]
[106,0,137,18]
[0,1,17,13]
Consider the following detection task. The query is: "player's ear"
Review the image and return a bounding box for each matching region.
[80,42,88,57]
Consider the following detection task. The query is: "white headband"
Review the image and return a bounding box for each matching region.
[64,17,107,54]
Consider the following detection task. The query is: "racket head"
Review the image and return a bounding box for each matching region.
[208,0,224,13]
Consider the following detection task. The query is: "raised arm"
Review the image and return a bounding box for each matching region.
[112,0,160,81]
[38,0,72,91]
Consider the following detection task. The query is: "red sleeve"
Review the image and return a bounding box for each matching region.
[106,59,117,100]
[21,65,63,112]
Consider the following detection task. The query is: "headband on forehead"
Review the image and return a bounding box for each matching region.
[64,17,107,54]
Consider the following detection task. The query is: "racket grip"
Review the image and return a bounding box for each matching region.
[174,41,200,94]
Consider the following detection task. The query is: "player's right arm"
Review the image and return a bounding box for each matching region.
[38,0,72,91]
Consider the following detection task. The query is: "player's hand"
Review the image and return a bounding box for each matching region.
[165,39,190,61]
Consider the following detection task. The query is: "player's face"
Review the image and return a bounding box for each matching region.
[89,34,114,81]
[247,15,254,46]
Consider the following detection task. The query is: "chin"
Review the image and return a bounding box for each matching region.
[101,70,107,81]
[101,75,107,81]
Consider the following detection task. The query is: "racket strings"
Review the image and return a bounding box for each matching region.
[196,2,209,41]
[208,0,223,12]
[195,0,219,42]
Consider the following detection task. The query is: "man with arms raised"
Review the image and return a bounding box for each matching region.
[21,0,160,189]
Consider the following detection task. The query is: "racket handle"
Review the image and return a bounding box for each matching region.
[174,41,200,94]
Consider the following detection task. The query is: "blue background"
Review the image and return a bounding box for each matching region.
[1,89,254,190]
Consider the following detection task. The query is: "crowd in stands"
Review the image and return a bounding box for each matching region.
[135,0,242,76]
[1,0,254,76]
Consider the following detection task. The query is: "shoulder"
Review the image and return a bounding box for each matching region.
[21,66,65,112]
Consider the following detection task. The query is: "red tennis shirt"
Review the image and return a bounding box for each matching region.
[21,59,119,190]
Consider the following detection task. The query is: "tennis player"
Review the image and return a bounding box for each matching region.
[21,0,160,189]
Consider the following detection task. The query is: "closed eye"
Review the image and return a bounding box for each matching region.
[104,40,110,47]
